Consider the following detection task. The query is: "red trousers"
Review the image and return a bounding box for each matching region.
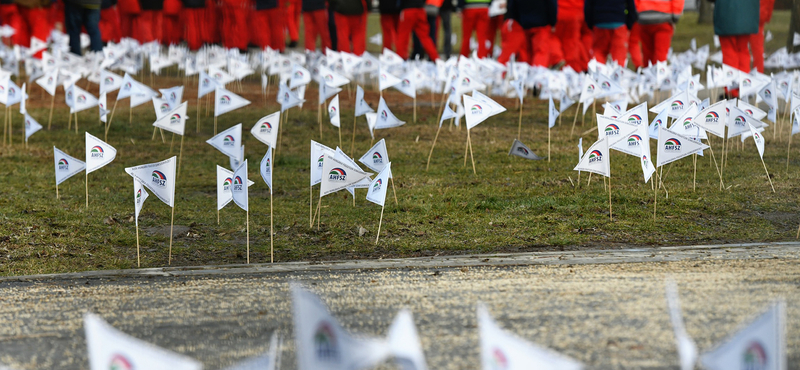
[222,3,248,50]
[497,19,529,64]
[285,0,300,42]
[628,23,643,68]
[183,8,204,50]
[335,12,366,55]
[460,7,489,58]
[18,7,51,48]
[205,0,219,43]
[485,14,502,52]
[593,26,628,66]
[0,4,24,46]
[380,13,400,51]
[527,26,551,67]
[134,10,162,43]
[303,10,331,51]
[253,8,283,51]
[556,17,588,72]
[750,25,765,72]
[639,22,673,65]
[162,15,181,45]
[548,27,563,66]
[98,7,120,43]
[118,12,134,38]
[581,22,593,59]
[720,34,751,72]
[396,8,439,60]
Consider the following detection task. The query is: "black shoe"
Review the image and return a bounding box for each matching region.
[287,40,298,48]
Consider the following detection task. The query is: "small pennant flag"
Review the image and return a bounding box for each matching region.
[574,137,610,177]
[99,92,108,123]
[130,87,159,109]
[510,79,525,105]
[509,139,543,160]
[54,147,86,185]
[215,87,251,117]
[292,285,391,370]
[560,91,575,113]
[579,75,598,114]
[379,67,402,91]
[252,112,280,148]
[116,73,143,100]
[159,86,184,106]
[748,123,766,159]
[19,83,26,114]
[577,137,583,162]
[319,80,342,105]
[693,100,727,138]
[317,65,350,88]
[649,107,669,140]
[758,81,778,123]
[231,160,249,212]
[738,99,768,121]
[366,163,391,207]
[334,148,372,197]
[230,145,245,171]
[478,304,584,370]
[359,138,390,173]
[641,144,655,183]
[463,95,493,130]
[669,103,706,141]
[85,313,202,370]
[597,115,639,147]
[217,165,255,211]
[310,140,336,186]
[261,147,273,194]
[700,301,786,370]
[153,102,188,136]
[365,112,377,139]
[290,64,312,89]
[548,96,559,128]
[35,68,57,96]
[208,65,235,85]
[388,309,428,370]
[198,71,220,99]
[656,126,709,167]
[24,113,42,142]
[439,104,457,128]
[99,69,123,94]
[125,157,177,207]
[85,132,117,174]
[394,71,416,99]
[375,97,405,129]
[728,106,765,139]
[355,85,374,117]
[319,154,372,197]
[650,90,691,119]
[207,123,243,161]
[224,333,280,370]
[328,94,341,128]
[152,97,174,120]
[133,179,149,227]
[278,82,305,112]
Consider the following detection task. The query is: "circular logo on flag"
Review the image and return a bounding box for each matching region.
[169,114,181,125]
[58,158,69,170]
[314,322,339,362]
[628,134,642,146]
[220,95,231,105]
[490,348,508,370]
[705,112,719,123]
[627,114,642,125]
[372,179,382,192]
[152,170,167,187]
[372,152,383,164]
[90,146,104,158]
[588,150,603,163]
[223,135,235,146]
[671,100,684,111]
[664,138,681,151]
[742,341,767,370]
[604,124,620,136]
[328,168,347,181]
[260,121,272,133]
[734,116,747,127]
[471,105,483,115]
[108,354,133,370]
[223,177,232,191]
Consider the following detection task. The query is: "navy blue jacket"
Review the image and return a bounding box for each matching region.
[302,0,326,11]
[584,0,638,29]
[255,0,278,9]
[507,0,557,29]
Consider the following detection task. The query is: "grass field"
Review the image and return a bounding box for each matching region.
[0,12,797,276]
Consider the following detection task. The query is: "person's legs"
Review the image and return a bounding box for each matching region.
[497,19,526,64]
[651,22,673,63]
[484,14,501,51]
[328,7,337,50]
[395,8,418,59]
[638,24,655,65]
[608,26,628,66]
[719,35,740,71]
[334,12,351,52]
[185,8,202,50]
[628,23,643,68]
[557,18,583,71]
[580,22,593,59]
[286,0,300,44]
[380,13,398,51]
[736,34,751,72]
[473,8,489,58]
[315,10,331,50]
[352,13,366,55]
[253,10,271,48]
[84,7,102,51]
[412,8,439,60]
[440,8,451,59]
[63,1,83,55]
[750,25,765,72]
[548,27,564,67]
[530,26,550,67]
[303,11,317,51]
[268,8,285,52]
[460,8,477,56]
[592,28,611,64]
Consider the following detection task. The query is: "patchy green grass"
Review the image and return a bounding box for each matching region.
[0,13,798,275]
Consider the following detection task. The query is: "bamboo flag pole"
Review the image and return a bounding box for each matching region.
[760,155,776,193]
[85,171,89,207]
[707,141,724,189]
[787,130,793,173]
[317,197,322,230]
[73,111,77,134]
[136,222,140,267]
[426,123,442,171]
[214,116,217,135]
[178,135,185,176]
[608,151,612,221]
[47,93,55,130]
[517,103,522,139]
[548,124,551,163]
[56,183,59,199]
[67,109,72,131]
[196,97,201,133]
[468,129,476,175]
[570,102,581,136]
[270,150,274,263]
[309,186,313,228]
[389,177,398,205]
[105,99,118,141]
[653,168,658,220]
[375,204,385,245]
[279,109,287,154]
[693,154,697,191]
[246,210,250,264]
[338,121,342,150]
[350,114,357,155]
[413,96,417,123]
[2,107,6,146]
[168,204,175,265]
[129,103,132,124]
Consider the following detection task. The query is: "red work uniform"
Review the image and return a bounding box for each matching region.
[330,0,369,55]
[162,0,181,45]
[255,0,284,51]
[458,0,490,58]
[285,0,300,46]
[635,0,683,65]
[750,0,774,73]
[182,0,206,50]
[395,0,440,60]
[302,0,330,51]
[378,0,400,51]
[555,0,588,72]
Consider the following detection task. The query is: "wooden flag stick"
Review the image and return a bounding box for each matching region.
[787,130,793,173]
[129,103,132,125]
[317,197,322,230]
[67,109,71,131]
[170,133,175,153]
[390,176,398,205]
[548,125,551,163]
[760,155,776,193]
[693,154,697,191]
[426,124,442,171]
[375,205,385,245]
[653,168,658,220]
[152,126,158,141]
[706,140,724,189]
[105,98,118,141]
[608,151,612,221]
[338,123,342,150]
[206,94,210,116]
[214,116,217,135]
[56,183,59,199]
[413,97,417,123]
[570,102,580,136]
[136,222,140,268]
[47,93,54,130]
[178,135,185,176]
[2,107,6,146]
[73,111,77,134]
[350,114,357,155]
[168,205,175,265]
[463,130,469,167]
[468,129,476,175]
[196,97,201,133]
[318,104,323,139]
[246,210,250,264]
[517,103,522,139]
[85,172,89,208]
[217,208,220,225]
[270,189,273,263]
[309,186,313,228]
[436,93,447,126]
[279,109,286,154]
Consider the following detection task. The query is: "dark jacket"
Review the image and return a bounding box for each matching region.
[457,0,490,8]
[139,0,163,10]
[584,0,637,29]
[711,0,758,36]
[302,0,326,11]
[399,0,424,8]
[255,0,278,9]
[182,0,204,9]
[378,0,399,13]
[330,0,370,14]
[507,0,556,29]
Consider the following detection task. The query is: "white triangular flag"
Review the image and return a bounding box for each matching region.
[656,126,709,167]
[319,81,342,105]
[85,132,117,174]
[99,69,123,94]
[232,160,249,211]
[758,81,778,123]
[319,154,372,197]
[700,301,786,370]
[224,332,280,370]
[666,280,698,370]
[548,96,559,128]
[252,112,280,147]
[509,139,543,160]
[133,179,149,227]
[198,71,220,99]
[355,85,374,117]
[290,64,312,89]
[130,87,158,109]
[99,92,108,123]
[365,112,377,139]
[152,97,174,120]
[328,94,341,128]
[359,138,390,173]
[261,147,273,194]
[35,68,58,96]
[19,83,26,114]
[116,73,143,100]
[650,90,690,118]
[215,87,251,117]
[153,102,188,136]
[669,103,706,141]
[207,123,243,161]
[463,94,493,130]
[125,157,177,207]
[159,86,184,105]
[439,104,457,128]
[217,165,255,211]
[574,137,610,177]
[85,313,202,370]
[379,67,402,91]
[318,65,350,88]
[394,71,416,98]
[376,97,405,129]
[310,140,337,186]
[209,65,235,85]
[388,309,428,370]
[579,75,598,114]
[649,107,669,140]
[54,147,86,185]
[366,163,391,207]
[728,106,765,139]
[749,123,766,159]
[511,79,525,105]
[693,100,727,138]
[278,83,305,112]
[478,304,584,370]
[597,115,639,147]
[738,99,768,121]
[292,285,391,370]
[24,113,42,142]
[560,91,575,113]
[641,141,655,183]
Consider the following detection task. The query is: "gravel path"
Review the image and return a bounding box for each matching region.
[0,243,798,369]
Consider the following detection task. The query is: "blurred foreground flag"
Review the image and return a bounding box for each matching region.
[215,86,250,117]
[84,313,202,370]
[388,309,428,370]
[478,304,583,370]
[700,301,786,370]
[292,284,391,370]
[224,332,281,370]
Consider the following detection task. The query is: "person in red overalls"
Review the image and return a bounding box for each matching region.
[750,0,774,73]
[329,0,369,55]
[284,0,300,47]
[585,0,637,67]
[496,17,529,64]
[395,0,440,60]
[628,22,643,68]
[182,0,205,50]
[378,0,400,51]
[457,0,489,58]
[254,0,283,51]
[501,0,556,67]
[555,0,588,72]
[161,0,181,45]
[635,0,683,65]
[484,0,504,53]
[14,0,52,52]
[302,0,330,51]
[134,0,163,43]
[99,0,121,45]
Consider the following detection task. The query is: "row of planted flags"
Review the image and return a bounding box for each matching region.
[0,282,784,370]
